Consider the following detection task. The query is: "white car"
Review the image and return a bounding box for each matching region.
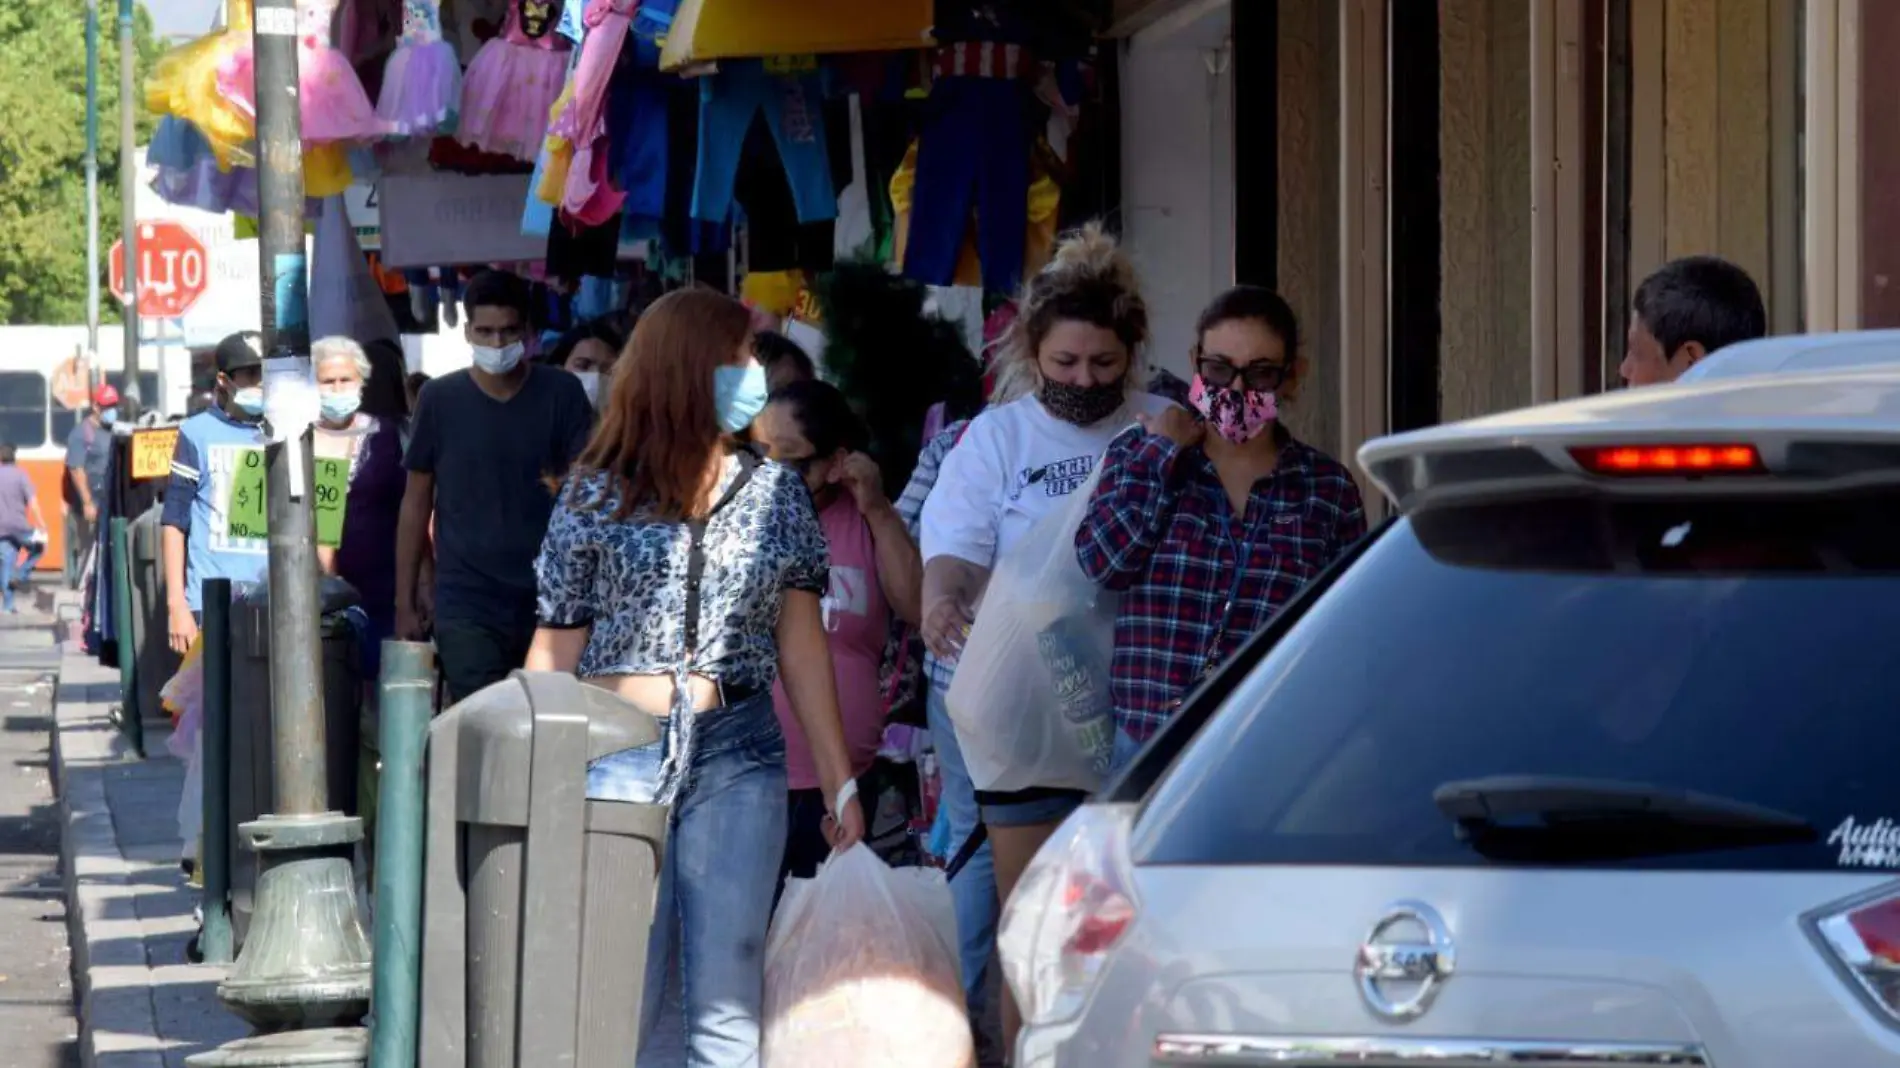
[1678,329,1900,382]
[1001,364,1900,1067]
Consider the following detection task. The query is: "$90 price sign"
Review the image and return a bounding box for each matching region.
[227,448,350,547]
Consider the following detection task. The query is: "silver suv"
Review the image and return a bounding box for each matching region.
[999,366,1900,1067]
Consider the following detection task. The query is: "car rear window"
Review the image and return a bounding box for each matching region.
[1135,491,1900,872]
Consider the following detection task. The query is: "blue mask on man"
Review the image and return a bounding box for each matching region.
[100,408,118,427]
[712,364,769,434]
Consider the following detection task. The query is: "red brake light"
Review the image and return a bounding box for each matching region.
[1813,890,1900,1022]
[1570,443,1764,476]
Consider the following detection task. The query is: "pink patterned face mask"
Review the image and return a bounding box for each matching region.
[1189,375,1279,444]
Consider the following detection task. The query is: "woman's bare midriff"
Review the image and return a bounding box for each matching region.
[581,672,727,717]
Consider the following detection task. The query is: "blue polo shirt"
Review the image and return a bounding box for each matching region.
[160,407,269,612]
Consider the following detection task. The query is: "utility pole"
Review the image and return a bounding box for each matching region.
[188,0,372,1063]
[85,0,100,388]
[116,0,140,417]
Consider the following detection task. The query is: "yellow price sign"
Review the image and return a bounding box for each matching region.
[227,450,350,547]
[791,285,823,326]
[763,53,818,75]
[129,427,180,481]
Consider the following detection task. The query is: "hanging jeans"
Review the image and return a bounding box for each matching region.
[903,75,1031,295]
[691,60,835,225]
[0,534,45,613]
[587,690,789,1068]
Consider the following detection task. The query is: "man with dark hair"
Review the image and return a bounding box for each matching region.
[1621,255,1768,386]
[396,269,592,703]
[0,442,48,613]
[64,382,119,573]
[755,330,817,393]
[162,331,270,653]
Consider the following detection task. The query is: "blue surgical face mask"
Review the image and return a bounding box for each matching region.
[321,389,362,424]
[233,387,265,417]
[713,363,768,434]
[99,408,118,427]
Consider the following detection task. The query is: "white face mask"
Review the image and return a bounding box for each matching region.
[573,370,601,408]
[471,342,525,375]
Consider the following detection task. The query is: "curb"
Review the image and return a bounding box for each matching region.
[50,615,227,1068]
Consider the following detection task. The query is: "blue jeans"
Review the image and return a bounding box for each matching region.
[927,684,1002,1059]
[0,534,44,612]
[1109,726,1144,774]
[586,691,788,1068]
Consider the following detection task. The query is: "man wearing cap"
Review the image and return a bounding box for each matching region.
[63,382,119,574]
[161,332,270,655]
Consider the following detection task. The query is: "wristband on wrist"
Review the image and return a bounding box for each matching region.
[832,777,859,823]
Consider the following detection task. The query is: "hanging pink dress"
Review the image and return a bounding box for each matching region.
[378,0,462,135]
[456,0,573,161]
[546,0,636,226]
[216,0,392,142]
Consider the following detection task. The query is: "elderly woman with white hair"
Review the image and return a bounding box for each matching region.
[311,336,408,673]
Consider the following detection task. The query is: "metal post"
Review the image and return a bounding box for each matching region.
[108,517,143,758]
[85,0,101,379]
[189,0,371,1061]
[370,642,434,1068]
[199,578,235,965]
[116,0,140,417]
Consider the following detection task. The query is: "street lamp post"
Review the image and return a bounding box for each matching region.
[85,0,100,384]
[185,0,372,1063]
[116,0,138,417]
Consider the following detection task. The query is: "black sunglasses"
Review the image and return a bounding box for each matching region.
[1197,355,1289,393]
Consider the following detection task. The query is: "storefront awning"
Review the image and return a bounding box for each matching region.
[659,0,935,71]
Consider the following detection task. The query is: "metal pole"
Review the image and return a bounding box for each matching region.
[192,0,371,1060]
[108,517,143,758]
[116,0,141,417]
[199,578,235,965]
[370,641,434,1068]
[85,0,101,380]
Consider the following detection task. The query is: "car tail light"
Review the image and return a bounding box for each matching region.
[1812,887,1900,1021]
[998,803,1139,1028]
[1570,443,1764,476]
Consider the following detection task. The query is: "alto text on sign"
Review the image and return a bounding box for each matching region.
[111,221,211,318]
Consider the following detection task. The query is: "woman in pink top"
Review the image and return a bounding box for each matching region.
[754,380,925,884]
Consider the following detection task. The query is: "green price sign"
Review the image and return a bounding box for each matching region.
[226,449,350,548]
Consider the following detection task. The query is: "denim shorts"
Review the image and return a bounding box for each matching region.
[974,785,1087,829]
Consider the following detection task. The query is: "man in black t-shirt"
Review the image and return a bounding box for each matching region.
[395,271,593,703]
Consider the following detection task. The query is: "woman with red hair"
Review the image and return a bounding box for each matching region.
[526,288,865,1063]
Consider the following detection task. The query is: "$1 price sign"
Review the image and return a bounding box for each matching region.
[225,449,351,547]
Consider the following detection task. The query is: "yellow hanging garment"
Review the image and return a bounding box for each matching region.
[145,0,257,169]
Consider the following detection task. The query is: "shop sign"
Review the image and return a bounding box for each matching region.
[225,449,349,545]
[378,173,548,269]
[344,183,381,251]
[129,427,181,481]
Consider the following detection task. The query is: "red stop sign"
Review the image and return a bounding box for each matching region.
[110,221,210,318]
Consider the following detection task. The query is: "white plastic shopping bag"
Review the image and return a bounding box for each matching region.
[944,463,1118,793]
[764,845,973,1068]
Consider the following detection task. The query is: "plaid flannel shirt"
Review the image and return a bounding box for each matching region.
[1076,425,1367,741]
[891,420,971,696]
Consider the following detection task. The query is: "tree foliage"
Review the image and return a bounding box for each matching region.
[0,0,161,325]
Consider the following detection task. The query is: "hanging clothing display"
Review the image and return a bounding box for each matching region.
[542,0,639,226]
[457,0,574,161]
[890,136,1058,292]
[378,0,463,135]
[217,0,391,142]
[691,59,836,225]
[902,42,1036,294]
[144,0,260,170]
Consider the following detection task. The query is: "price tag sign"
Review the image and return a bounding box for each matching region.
[791,285,823,325]
[129,427,180,481]
[226,450,350,547]
[227,448,268,540]
[314,458,348,547]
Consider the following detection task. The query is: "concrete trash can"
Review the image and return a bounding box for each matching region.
[226,579,364,948]
[420,671,669,1068]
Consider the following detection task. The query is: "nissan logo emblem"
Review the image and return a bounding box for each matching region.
[1354,900,1456,1021]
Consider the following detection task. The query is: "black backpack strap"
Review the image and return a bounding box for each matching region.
[683,448,759,656]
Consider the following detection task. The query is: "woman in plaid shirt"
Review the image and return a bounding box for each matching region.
[1076,287,1368,768]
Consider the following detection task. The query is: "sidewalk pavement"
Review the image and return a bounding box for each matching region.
[49,591,249,1068]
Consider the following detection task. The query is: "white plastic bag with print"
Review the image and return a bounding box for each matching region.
[764,844,973,1068]
[944,463,1117,794]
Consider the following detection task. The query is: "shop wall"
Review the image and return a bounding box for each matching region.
[1272,0,1340,456]
[1438,0,1532,423]
[1117,2,1236,380]
[1859,0,1900,327]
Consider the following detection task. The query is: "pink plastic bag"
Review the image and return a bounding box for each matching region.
[763,845,973,1068]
